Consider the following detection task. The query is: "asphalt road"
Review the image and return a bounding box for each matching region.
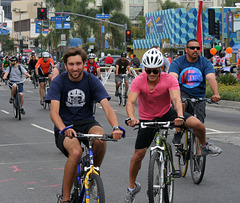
[0,78,240,203]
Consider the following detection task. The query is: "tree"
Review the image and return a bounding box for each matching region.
[1,34,14,52]
[157,0,181,10]
[225,0,239,6]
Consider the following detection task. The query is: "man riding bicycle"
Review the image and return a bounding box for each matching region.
[45,47,124,203]
[2,56,31,115]
[169,39,220,145]
[84,53,101,79]
[35,52,55,105]
[125,48,222,203]
[115,52,132,97]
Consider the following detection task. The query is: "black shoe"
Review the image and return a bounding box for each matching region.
[172,132,183,146]
[9,98,14,103]
[20,108,25,115]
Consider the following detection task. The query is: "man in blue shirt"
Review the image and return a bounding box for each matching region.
[45,47,124,203]
[169,39,220,144]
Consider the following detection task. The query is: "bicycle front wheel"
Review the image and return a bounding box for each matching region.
[190,134,206,184]
[13,96,18,118]
[84,173,105,203]
[177,129,190,177]
[43,87,47,109]
[118,86,122,105]
[164,144,174,203]
[17,94,22,120]
[122,83,126,106]
[148,152,164,203]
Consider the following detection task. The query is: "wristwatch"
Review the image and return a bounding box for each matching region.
[112,126,120,131]
[178,116,186,121]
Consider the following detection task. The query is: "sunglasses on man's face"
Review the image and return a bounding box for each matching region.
[187,46,201,50]
[145,69,160,75]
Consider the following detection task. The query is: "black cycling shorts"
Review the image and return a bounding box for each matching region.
[135,107,191,149]
[54,119,101,157]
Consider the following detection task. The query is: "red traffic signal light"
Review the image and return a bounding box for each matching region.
[126,30,131,42]
[37,8,47,20]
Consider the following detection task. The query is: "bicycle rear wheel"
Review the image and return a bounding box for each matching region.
[122,83,126,106]
[148,151,164,203]
[177,129,190,177]
[190,134,206,184]
[84,173,105,203]
[164,144,174,203]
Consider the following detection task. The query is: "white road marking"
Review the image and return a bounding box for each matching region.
[27,90,34,93]
[1,110,10,114]
[31,123,54,134]
[206,128,239,135]
[0,142,54,147]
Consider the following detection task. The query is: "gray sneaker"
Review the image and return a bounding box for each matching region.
[125,182,141,203]
[201,142,222,156]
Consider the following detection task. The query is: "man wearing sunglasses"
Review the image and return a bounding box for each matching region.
[169,39,220,145]
[124,48,222,203]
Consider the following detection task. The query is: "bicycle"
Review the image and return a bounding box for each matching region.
[31,69,38,89]
[57,126,126,203]
[127,119,181,203]
[176,98,216,184]
[7,79,26,120]
[40,76,50,109]
[117,74,128,106]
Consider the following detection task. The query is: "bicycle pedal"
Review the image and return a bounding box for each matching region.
[172,170,181,178]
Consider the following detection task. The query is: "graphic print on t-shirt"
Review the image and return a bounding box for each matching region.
[179,67,203,88]
[66,89,86,107]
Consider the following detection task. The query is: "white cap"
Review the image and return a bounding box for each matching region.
[107,53,111,56]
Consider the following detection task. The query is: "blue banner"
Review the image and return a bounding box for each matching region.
[63,22,70,29]
[55,21,62,29]
[35,19,49,34]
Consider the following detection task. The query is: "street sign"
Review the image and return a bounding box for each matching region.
[51,16,67,21]
[61,41,66,46]
[61,34,66,41]
[96,14,110,19]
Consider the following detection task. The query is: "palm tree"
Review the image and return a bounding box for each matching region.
[157,0,181,10]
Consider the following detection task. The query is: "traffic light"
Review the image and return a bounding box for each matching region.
[215,20,220,40]
[208,9,215,35]
[37,8,47,20]
[34,39,39,47]
[126,30,131,42]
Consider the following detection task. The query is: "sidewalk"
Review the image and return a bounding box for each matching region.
[207,100,240,111]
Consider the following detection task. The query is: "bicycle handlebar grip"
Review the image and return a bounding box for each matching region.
[125,118,131,125]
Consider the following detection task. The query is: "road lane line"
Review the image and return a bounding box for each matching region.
[31,123,54,134]
[1,110,10,114]
[0,142,54,147]
[27,90,34,93]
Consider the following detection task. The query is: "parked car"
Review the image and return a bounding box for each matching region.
[98,55,130,67]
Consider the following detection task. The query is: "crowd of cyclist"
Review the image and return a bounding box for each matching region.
[0,40,225,203]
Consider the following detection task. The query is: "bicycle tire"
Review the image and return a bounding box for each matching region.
[84,173,105,203]
[190,133,206,184]
[17,94,22,120]
[148,151,164,203]
[118,86,122,105]
[177,129,190,177]
[13,95,18,118]
[43,86,47,109]
[164,144,174,203]
[122,83,126,106]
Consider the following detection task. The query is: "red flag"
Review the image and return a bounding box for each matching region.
[196,0,203,52]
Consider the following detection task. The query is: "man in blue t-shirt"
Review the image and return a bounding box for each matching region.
[169,39,220,144]
[45,47,124,203]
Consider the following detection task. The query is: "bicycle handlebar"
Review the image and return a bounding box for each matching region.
[181,98,218,104]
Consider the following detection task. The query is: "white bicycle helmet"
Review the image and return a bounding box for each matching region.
[88,53,96,59]
[42,52,50,58]
[142,48,164,68]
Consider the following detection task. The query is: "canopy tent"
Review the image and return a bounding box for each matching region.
[23,49,33,53]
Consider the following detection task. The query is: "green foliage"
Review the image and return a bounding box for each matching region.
[102,49,124,57]
[217,74,238,85]
[225,0,239,6]
[206,80,240,101]
[157,0,181,10]
[1,34,14,52]
[82,42,99,53]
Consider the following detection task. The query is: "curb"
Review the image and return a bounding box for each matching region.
[207,100,240,111]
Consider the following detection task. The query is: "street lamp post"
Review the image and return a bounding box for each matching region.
[13,8,22,53]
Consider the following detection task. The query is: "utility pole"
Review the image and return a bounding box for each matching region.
[221,0,225,48]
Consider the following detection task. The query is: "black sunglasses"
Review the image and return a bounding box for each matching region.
[145,69,160,74]
[187,46,200,50]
